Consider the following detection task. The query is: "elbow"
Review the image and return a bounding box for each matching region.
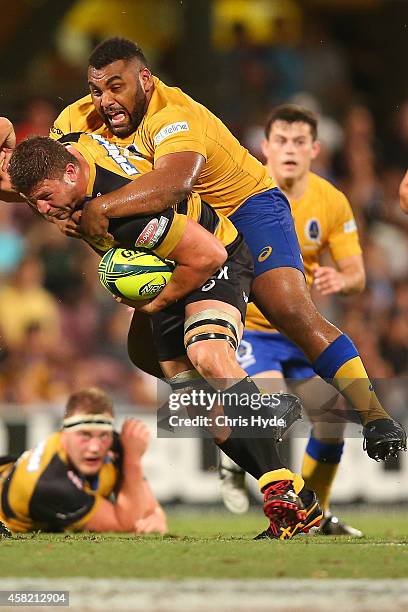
[348,270,366,295]
[358,274,366,293]
[171,179,194,204]
[195,244,228,277]
[356,269,366,294]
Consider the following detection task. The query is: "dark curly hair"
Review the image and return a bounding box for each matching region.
[8,136,78,196]
[89,37,148,70]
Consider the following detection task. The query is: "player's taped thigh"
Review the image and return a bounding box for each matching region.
[184,309,240,352]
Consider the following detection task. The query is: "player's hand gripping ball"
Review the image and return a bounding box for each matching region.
[98,248,174,301]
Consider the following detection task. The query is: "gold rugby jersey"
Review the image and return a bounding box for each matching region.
[0,432,119,532]
[246,172,362,332]
[61,132,238,258]
[50,76,274,216]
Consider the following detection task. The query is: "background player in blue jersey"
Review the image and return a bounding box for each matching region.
[220,106,365,536]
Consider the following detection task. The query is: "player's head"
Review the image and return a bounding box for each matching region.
[9,137,87,219]
[262,104,320,184]
[61,388,114,476]
[88,37,153,138]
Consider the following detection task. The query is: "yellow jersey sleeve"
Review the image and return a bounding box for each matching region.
[154,211,188,259]
[49,106,72,140]
[148,107,207,162]
[328,191,362,262]
[49,95,104,141]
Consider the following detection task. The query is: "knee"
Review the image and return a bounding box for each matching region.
[187,342,235,380]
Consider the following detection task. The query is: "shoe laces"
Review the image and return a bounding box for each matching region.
[263,479,292,499]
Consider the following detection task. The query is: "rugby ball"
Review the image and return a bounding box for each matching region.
[98,248,174,301]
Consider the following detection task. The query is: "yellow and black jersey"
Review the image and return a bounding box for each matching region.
[60,132,238,259]
[51,77,274,216]
[0,432,119,533]
[246,172,362,332]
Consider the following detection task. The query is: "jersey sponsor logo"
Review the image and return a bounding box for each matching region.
[305,219,321,242]
[67,470,84,490]
[50,125,63,136]
[258,246,273,262]
[89,134,139,176]
[135,216,169,249]
[26,440,46,472]
[344,219,357,233]
[153,121,190,145]
[136,219,159,246]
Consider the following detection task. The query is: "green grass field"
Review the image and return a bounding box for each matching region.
[1,509,407,580]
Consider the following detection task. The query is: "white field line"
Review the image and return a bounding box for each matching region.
[0,579,407,611]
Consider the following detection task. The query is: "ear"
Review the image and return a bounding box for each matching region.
[311,139,321,161]
[64,162,79,185]
[261,138,270,160]
[139,67,153,92]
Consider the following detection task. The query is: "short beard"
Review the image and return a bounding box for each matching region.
[105,88,147,138]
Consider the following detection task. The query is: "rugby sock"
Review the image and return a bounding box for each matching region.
[258,469,304,494]
[216,377,284,479]
[313,334,390,426]
[301,436,344,511]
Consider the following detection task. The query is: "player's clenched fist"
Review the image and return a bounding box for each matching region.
[120,418,151,460]
[0,118,16,194]
[134,507,168,534]
[0,117,15,151]
[312,264,346,296]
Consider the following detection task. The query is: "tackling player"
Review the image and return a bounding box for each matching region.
[8,134,314,541]
[39,37,406,461]
[220,105,365,536]
[0,387,167,534]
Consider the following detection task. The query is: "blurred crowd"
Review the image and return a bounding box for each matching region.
[1,16,408,408]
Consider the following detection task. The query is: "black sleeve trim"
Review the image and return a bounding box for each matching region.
[58,132,83,144]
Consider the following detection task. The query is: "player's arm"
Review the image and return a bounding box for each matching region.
[0,117,25,203]
[82,419,165,533]
[312,254,365,296]
[399,170,408,214]
[317,191,365,296]
[111,206,227,312]
[139,216,227,314]
[134,480,167,535]
[80,151,205,238]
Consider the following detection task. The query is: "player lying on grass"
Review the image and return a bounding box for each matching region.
[34,36,406,461]
[8,134,317,541]
[0,387,167,534]
[220,105,365,537]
